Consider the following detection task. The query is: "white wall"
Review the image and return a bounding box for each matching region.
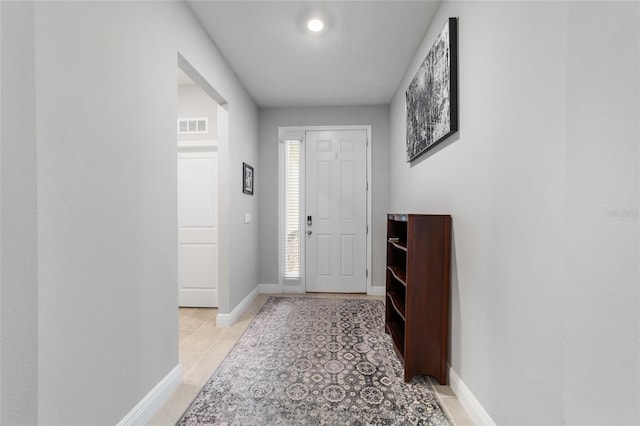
[564,2,639,424]
[258,106,390,290]
[389,1,638,424]
[227,102,259,311]
[0,1,259,424]
[0,2,39,424]
[177,84,218,143]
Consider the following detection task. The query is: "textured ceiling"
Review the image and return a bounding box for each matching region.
[187,1,440,107]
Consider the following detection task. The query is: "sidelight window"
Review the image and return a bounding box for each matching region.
[283,140,301,278]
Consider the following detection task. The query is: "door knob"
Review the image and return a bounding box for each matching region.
[307,230,312,235]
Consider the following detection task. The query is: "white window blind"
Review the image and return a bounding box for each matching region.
[284,140,301,278]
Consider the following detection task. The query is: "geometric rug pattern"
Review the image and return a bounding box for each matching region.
[178,297,449,425]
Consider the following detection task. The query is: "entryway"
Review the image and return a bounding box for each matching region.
[279,126,371,294]
[176,60,228,308]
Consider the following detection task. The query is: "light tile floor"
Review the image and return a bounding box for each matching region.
[147,293,474,425]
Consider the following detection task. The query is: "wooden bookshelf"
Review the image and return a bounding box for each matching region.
[385,213,452,384]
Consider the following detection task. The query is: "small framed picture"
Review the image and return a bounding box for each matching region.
[243,162,254,195]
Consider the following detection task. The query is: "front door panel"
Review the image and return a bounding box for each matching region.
[305,130,367,293]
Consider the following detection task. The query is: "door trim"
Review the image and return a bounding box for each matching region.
[277,125,373,295]
[177,139,217,152]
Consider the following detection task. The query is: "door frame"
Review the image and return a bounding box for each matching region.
[177,53,230,316]
[277,125,373,295]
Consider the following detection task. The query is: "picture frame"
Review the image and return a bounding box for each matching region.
[406,17,459,162]
[243,162,254,195]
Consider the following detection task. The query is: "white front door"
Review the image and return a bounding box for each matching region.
[305,129,367,293]
[178,150,218,307]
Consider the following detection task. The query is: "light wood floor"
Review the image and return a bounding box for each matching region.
[147,293,474,425]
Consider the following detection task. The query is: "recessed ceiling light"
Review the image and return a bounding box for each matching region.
[307,19,324,32]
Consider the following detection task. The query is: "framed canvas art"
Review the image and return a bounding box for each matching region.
[406,17,459,162]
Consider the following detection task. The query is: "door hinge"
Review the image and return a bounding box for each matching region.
[366,181,369,191]
[366,137,369,147]
[366,225,369,234]
[366,269,369,278]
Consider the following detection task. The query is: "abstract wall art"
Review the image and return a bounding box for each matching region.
[406,17,458,162]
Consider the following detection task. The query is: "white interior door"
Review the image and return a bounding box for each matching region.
[305,129,367,293]
[178,150,218,307]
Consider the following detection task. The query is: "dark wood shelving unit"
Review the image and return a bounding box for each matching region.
[387,265,407,286]
[385,213,452,384]
[386,321,405,358]
[387,292,406,320]
[388,240,407,252]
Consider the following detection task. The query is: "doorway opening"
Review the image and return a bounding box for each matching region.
[177,56,228,308]
[278,126,373,295]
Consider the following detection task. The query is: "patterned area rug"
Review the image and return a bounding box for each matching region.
[178,297,449,425]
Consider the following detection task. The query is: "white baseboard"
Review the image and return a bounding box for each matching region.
[368,285,385,296]
[449,366,496,426]
[117,364,182,426]
[216,285,260,327]
[259,283,282,294]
